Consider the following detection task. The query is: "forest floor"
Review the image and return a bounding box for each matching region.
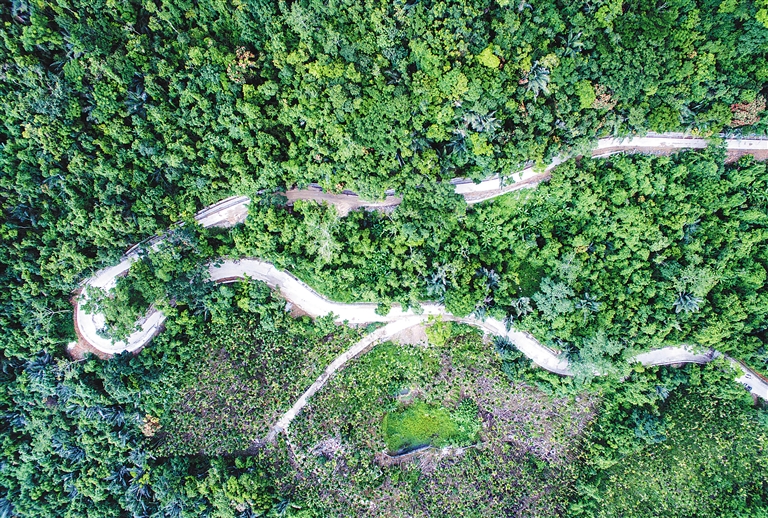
[388,322,429,346]
[284,334,597,515]
[726,148,768,162]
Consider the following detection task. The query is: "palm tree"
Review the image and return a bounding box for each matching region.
[0,496,15,518]
[576,292,600,321]
[673,292,703,313]
[493,335,519,358]
[472,296,492,320]
[478,267,500,289]
[462,111,500,134]
[446,129,467,157]
[526,62,550,99]
[126,87,148,117]
[560,30,584,57]
[425,269,447,300]
[511,296,532,317]
[24,352,53,381]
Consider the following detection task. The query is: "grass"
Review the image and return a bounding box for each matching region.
[383,400,478,453]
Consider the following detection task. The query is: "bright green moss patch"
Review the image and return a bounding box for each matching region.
[383,399,480,454]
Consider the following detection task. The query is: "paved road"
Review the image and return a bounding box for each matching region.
[458,135,768,203]
[75,253,768,403]
[75,196,252,354]
[73,135,768,406]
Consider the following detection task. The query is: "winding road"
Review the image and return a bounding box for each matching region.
[72,134,768,437]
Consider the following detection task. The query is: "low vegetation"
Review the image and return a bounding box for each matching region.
[280,327,594,516]
[571,362,768,517]
[383,399,481,454]
[152,280,361,455]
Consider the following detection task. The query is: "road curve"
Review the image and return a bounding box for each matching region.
[74,254,768,403]
[72,134,768,405]
[74,196,252,354]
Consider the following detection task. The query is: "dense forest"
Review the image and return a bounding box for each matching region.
[2,0,768,516]
[87,146,768,375]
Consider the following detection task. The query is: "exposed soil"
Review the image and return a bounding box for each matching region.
[726,148,768,163]
[67,337,113,361]
[284,188,401,216]
[388,323,428,346]
[374,444,471,469]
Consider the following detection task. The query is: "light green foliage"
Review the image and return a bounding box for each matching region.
[425,316,453,346]
[375,301,392,316]
[532,278,575,330]
[574,80,596,109]
[758,0,768,27]
[383,400,478,453]
[719,0,739,14]
[477,46,501,69]
[195,458,275,518]
[648,104,681,131]
[759,9,768,28]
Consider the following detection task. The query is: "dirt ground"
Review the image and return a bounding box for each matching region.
[67,339,113,361]
[388,323,429,346]
[284,189,401,216]
[725,148,768,163]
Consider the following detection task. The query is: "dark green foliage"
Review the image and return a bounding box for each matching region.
[0,348,284,517]
[2,0,768,358]
[512,149,768,372]
[570,363,768,517]
[231,148,768,377]
[2,0,768,515]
